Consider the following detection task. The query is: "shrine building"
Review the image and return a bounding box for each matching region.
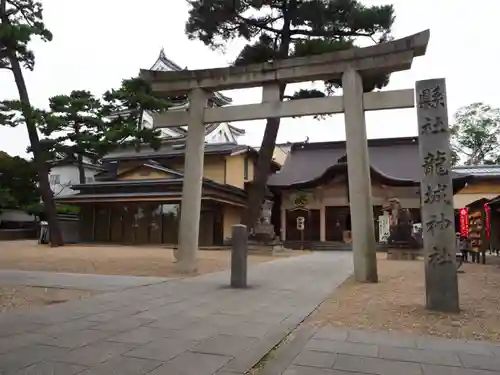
[53,49,280,246]
[267,136,470,249]
[55,139,280,245]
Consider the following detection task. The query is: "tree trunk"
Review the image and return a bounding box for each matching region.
[77,154,85,184]
[6,53,63,247]
[241,115,282,229]
[241,1,294,231]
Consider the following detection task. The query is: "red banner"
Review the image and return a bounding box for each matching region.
[459,207,469,238]
[484,203,491,240]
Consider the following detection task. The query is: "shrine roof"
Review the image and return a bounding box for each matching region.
[172,123,246,137]
[267,136,469,188]
[452,165,500,178]
[488,195,500,207]
[151,49,232,106]
[101,141,251,161]
[58,164,248,206]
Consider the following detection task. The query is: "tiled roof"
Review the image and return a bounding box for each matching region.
[152,49,232,106]
[452,165,500,177]
[489,195,500,207]
[164,123,245,138]
[101,140,251,161]
[268,137,470,188]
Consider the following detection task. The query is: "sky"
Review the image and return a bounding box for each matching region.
[1,0,499,158]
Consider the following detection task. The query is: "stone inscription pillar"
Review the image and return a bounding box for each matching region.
[178,88,208,273]
[342,67,378,283]
[416,78,459,312]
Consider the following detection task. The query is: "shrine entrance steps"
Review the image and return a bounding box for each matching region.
[284,241,390,252]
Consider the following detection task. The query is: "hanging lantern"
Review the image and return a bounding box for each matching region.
[459,207,469,238]
[484,203,491,240]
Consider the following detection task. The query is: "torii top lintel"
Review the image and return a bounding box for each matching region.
[140,30,430,96]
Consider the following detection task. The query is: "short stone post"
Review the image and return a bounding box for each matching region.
[231,224,248,288]
[416,78,459,313]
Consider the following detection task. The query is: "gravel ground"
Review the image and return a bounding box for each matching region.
[0,241,299,277]
[0,286,94,313]
[305,253,500,343]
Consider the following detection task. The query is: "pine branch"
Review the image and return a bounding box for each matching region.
[234,14,283,34]
[290,27,374,38]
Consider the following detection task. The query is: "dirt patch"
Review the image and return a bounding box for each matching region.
[0,286,94,313]
[0,241,302,278]
[305,253,500,343]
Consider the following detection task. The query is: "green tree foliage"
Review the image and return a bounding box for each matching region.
[0,0,64,245]
[35,78,168,185]
[450,102,500,165]
[185,0,395,228]
[99,77,169,155]
[36,90,104,184]
[0,151,39,212]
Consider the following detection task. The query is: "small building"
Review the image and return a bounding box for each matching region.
[452,165,500,208]
[55,140,279,246]
[267,136,470,248]
[48,157,105,197]
[48,49,246,197]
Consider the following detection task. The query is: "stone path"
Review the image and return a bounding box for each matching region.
[0,252,354,374]
[260,326,500,375]
[0,270,171,292]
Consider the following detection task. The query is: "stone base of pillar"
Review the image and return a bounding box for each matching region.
[387,249,421,261]
[177,258,198,274]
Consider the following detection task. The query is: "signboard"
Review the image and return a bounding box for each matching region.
[292,192,309,208]
[459,207,469,238]
[484,203,491,240]
[296,216,305,231]
[378,214,390,244]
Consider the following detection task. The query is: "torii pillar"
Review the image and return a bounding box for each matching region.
[343,68,378,282]
[177,88,208,273]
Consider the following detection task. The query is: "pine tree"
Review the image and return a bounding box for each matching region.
[37,90,104,184]
[37,78,169,185]
[100,77,169,155]
[185,0,394,229]
[0,0,64,245]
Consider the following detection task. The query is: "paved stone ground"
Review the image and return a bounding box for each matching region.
[260,326,500,375]
[0,270,171,292]
[0,252,354,374]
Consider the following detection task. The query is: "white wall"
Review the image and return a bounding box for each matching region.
[204,123,243,144]
[142,111,183,138]
[49,165,101,197]
[0,209,35,223]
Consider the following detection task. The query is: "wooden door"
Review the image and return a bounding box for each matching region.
[199,210,214,246]
[325,206,349,242]
[212,208,224,246]
[161,204,179,245]
[135,205,150,244]
[149,204,162,245]
[122,204,136,244]
[110,204,124,243]
[309,209,321,241]
[94,205,110,242]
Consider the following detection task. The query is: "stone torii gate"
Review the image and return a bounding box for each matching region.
[140,30,430,278]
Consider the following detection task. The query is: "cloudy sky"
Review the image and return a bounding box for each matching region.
[1,0,498,157]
